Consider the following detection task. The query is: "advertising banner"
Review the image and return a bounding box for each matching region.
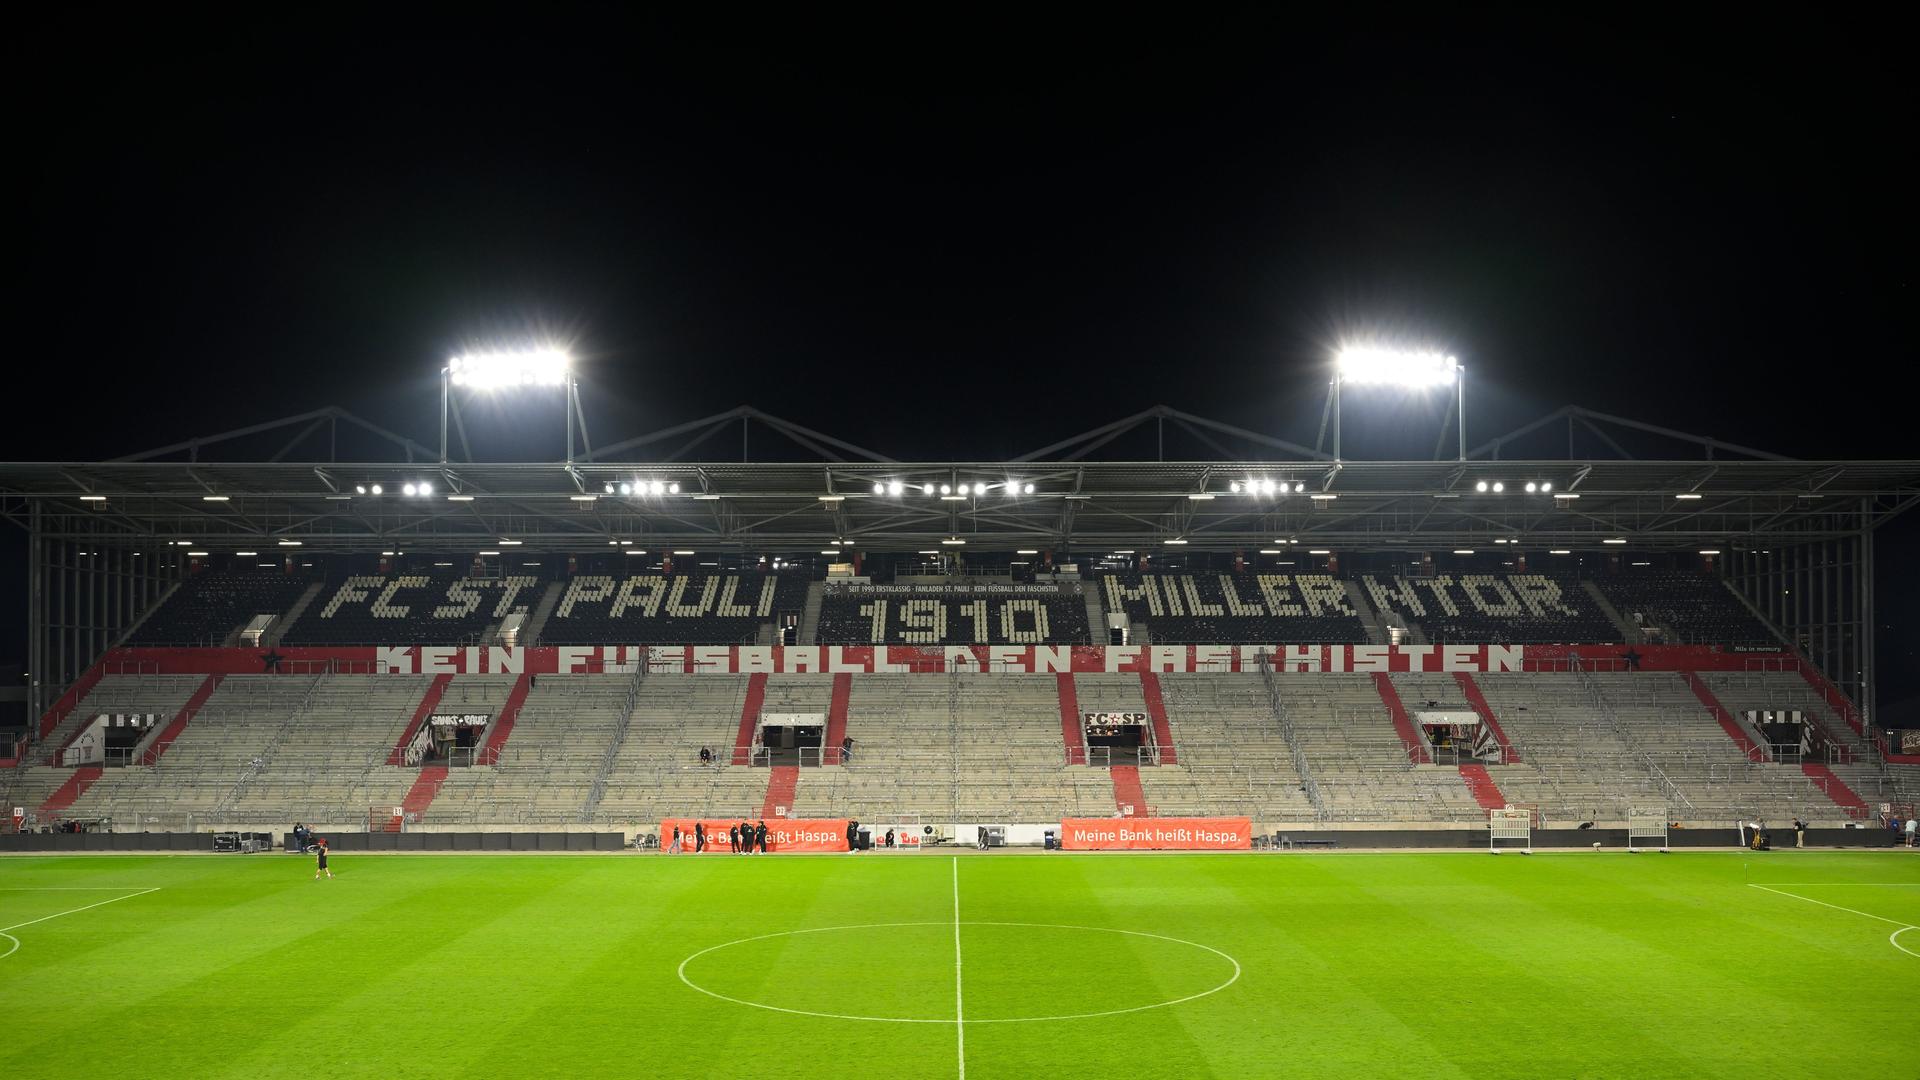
[658,818,852,854]
[1059,817,1252,850]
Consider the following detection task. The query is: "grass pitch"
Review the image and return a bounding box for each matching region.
[2,850,1915,1079]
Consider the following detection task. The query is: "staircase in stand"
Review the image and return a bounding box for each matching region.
[797,582,825,645]
[1458,764,1506,811]
[1371,672,1430,764]
[824,674,851,764]
[1138,672,1177,764]
[476,673,532,765]
[262,582,324,648]
[1453,672,1518,763]
[1056,673,1086,765]
[1109,765,1148,817]
[140,674,223,765]
[1682,672,1766,761]
[393,766,447,829]
[733,673,768,766]
[520,582,566,646]
[39,766,102,818]
[762,765,799,818]
[1583,581,1643,644]
[1801,763,1869,820]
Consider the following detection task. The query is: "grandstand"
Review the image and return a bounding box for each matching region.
[2,404,1916,851]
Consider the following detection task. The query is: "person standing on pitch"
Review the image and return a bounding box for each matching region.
[694,821,706,853]
[755,819,768,853]
[313,838,332,881]
[1793,818,1807,848]
[668,825,683,853]
[845,819,857,853]
[729,822,740,853]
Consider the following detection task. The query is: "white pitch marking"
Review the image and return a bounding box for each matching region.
[952,857,965,1080]
[676,920,1243,1024]
[1747,883,1919,957]
[0,887,160,960]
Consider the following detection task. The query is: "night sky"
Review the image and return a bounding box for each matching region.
[13,11,1916,704]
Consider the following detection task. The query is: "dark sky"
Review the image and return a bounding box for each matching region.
[11,10,1916,698]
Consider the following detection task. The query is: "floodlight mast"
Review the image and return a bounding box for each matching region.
[1330,347,1464,462]
[438,349,576,463]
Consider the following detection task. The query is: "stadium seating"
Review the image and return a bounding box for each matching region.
[541,572,807,645]
[281,574,544,645]
[1099,572,1368,643]
[1593,571,1777,645]
[812,588,1092,645]
[126,570,316,646]
[1359,572,1621,644]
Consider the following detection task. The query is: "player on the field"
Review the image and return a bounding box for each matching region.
[314,838,332,880]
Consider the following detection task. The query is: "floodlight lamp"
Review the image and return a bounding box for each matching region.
[1525,482,1538,493]
[1476,481,1489,492]
[403,483,418,496]
[1294,482,1305,493]
[921,483,934,495]
[619,483,632,495]
[873,482,884,495]
[940,484,951,495]
[1491,482,1504,493]
[447,348,571,389]
[370,484,382,495]
[1230,481,1242,493]
[888,481,904,496]
[1023,483,1035,494]
[355,485,366,495]
[1540,482,1552,492]
[958,483,970,496]
[418,482,432,495]
[1335,346,1458,387]
[668,482,680,494]
[650,480,665,495]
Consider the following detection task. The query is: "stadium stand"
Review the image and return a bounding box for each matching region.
[1359,572,1621,644]
[1099,572,1368,643]
[812,587,1092,645]
[541,572,806,645]
[1594,571,1778,645]
[281,574,544,645]
[126,570,316,646]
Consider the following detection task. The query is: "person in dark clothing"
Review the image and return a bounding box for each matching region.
[740,819,753,854]
[729,823,740,853]
[313,839,332,880]
[845,819,857,852]
[1793,818,1808,848]
[694,821,706,853]
[754,820,769,853]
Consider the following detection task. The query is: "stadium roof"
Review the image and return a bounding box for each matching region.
[4,405,1916,554]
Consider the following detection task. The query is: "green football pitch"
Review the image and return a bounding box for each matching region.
[2,851,1915,1080]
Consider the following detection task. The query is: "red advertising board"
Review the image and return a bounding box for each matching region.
[1060,817,1252,850]
[658,818,851,854]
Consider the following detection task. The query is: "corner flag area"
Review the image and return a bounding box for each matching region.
[2,851,1914,1079]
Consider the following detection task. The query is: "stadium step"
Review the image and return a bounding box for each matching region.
[262,581,324,648]
[1682,672,1766,761]
[733,673,768,766]
[521,581,566,646]
[389,673,453,765]
[824,673,851,763]
[1138,672,1177,764]
[1109,765,1148,816]
[1795,663,1869,745]
[1458,764,1506,811]
[1056,673,1087,765]
[798,582,825,645]
[1371,672,1431,764]
[39,766,103,818]
[762,765,799,818]
[1800,763,1870,819]
[397,765,447,827]
[1453,672,1518,763]
[37,663,108,743]
[140,673,223,765]
[1582,580,1643,644]
[1343,579,1389,645]
[477,673,532,765]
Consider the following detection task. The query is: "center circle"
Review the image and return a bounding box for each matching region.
[678,921,1240,1024]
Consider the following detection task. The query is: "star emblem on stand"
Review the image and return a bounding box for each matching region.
[260,650,286,672]
[1620,648,1644,670]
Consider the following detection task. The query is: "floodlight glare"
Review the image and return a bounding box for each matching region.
[370,484,382,495]
[873,482,884,495]
[650,480,665,495]
[940,484,951,495]
[921,483,934,495]
[1335,346,1457,387]
[1540,482,1552,492]
[1476,480,1489,492]
[888,481,904,496]
[1525,482,1538,493]
[958,483,970,496]
[668,482,680,494]
[1023,483,1035,494]
[355,485,366,495]
[1230,481,1242,493]
[1491,482,1504,493]
[447,348,571,389]
[403,483,418,496]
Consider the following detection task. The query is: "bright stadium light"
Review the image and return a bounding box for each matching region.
[441,345,585,465]
[872,482,884,495]
[1023,483,1035,494]
[370,484,383,495]
[447,349,570,389]
[1331,344,1465,461]
[888,481,904,496]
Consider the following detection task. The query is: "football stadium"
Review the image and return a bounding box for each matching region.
[3,389,1918,1079]
[9,13,1916,1080]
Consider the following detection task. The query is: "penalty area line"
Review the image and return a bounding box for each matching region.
[1746,883,1919,958]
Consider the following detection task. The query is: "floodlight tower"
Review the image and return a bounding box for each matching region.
[1331,346,1464,461]
[439,348,579,463]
